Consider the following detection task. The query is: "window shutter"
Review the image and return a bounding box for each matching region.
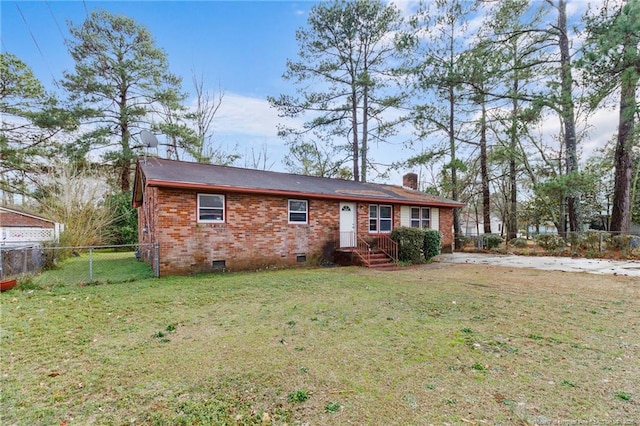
[431,208,439,231]
[400,206,410,227]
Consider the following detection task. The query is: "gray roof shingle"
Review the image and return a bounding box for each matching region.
[134,157,464,207]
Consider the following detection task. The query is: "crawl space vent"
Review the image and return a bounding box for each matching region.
[212,260,226,269]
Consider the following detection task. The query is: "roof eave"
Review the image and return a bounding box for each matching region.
[144,179,465,208]
[0,206,57,224]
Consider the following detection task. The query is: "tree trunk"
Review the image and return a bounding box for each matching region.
[609,31,639,234]
[480,94,492,234]
[556,193,566,238]
[361,72,369,183]
[351,85,360,182]
[449,84,462,250]
[508,74,518,241]
[447,29,462,250]
[558,0,581,233]
[119,103,131,192]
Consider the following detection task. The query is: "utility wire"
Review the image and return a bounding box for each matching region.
[15,3,45,59]
[46,0,67,42]
[45,0,67,89]
[15,2,59,88]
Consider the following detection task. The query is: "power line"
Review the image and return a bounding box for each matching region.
[45,0,67,42]
[15,3,45,59]
[45,0,68,90]
[15,2,59,88]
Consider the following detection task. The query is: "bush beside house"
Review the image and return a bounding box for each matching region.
[391,227,442,263]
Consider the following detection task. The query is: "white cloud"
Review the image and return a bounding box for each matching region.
[582,107,619,156]
[183,92,307,171]
[184,92,302,138]
[387,0,421,18]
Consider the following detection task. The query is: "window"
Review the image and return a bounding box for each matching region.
[369,204,392,233]
[198,194,225,223]
[410,207,430,229]
[288,199,308,223]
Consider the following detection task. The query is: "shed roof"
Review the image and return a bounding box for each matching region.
[133,157,464,208]
[0,206,56,227]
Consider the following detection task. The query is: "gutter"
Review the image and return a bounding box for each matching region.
[142,178,466,209]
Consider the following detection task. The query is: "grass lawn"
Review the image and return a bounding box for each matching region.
[25,250,155,288]
[1,264,639,424]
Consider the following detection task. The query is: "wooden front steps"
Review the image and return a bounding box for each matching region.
[335,248,397,269]
[334,234,399,269]
[366,250,398,269]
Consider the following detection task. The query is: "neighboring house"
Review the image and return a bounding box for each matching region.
[133,157,464,276]
[0,206,63,246]
[460,211,504,236]
[527,222,558,236]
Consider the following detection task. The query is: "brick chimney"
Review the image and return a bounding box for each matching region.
[403,173,418,190]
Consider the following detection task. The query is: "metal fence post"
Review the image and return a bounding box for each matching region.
[599,233,603,252]
[154,243,160,278]
[89,247,93,282]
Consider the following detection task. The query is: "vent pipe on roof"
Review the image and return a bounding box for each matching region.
[403,173,418,190]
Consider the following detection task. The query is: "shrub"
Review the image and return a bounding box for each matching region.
[423,230,441,261]
[36,163,117,247]
[390,227,424,263]
[567,232,583,248]
[457,234,471,247]
[105,190,138,245]
[611,234,636,251]
[579,230,610,252]
[481,233,503,250]
[509,237,528,248]
[536,234,565,252]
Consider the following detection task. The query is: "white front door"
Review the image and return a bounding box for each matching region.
[339,202,357,248]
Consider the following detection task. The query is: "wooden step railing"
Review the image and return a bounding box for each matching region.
[375,234,398,264]
[356,235,372,266]
[335,232,398,267]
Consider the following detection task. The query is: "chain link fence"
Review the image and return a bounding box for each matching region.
[1,243,159,287]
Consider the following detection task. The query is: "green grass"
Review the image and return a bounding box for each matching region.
[1,265,638,424]
[21,250,154,288]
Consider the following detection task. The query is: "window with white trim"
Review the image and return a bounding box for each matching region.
[369,204,392,233]
[288,199,308,223]
[410,207,430,229]
[198,194,225,223]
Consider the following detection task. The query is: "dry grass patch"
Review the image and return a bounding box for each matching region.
[1,264,639,424]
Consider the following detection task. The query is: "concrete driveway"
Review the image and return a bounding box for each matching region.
[436,252,640,278]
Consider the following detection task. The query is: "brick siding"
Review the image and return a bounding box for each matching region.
[1,211,54,228]
[139,187,456,276]
[438,208,454,253]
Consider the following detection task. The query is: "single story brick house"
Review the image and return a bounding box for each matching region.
[133,157,464,276]
[0,206,62,246]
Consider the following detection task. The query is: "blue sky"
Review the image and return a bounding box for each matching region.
[2,1,330,173]
[2,1,313,97]
[1,0,619,185]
